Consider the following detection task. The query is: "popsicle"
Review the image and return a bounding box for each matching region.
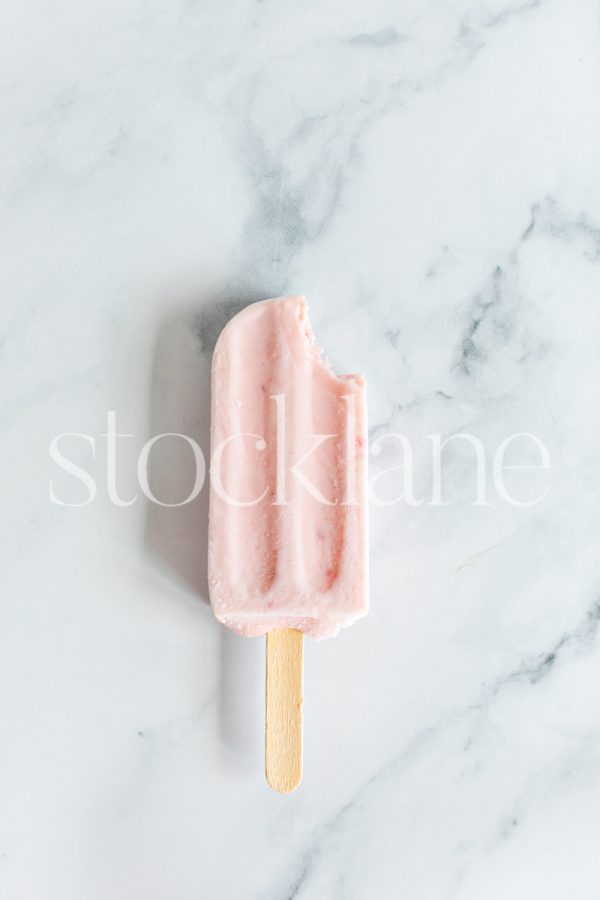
[208,296,368,791]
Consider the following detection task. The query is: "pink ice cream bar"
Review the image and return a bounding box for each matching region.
[208,295,368,791]
[208,296,368,639]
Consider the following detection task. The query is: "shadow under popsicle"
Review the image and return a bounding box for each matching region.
[144,308,211,599]
[144,294,265,766]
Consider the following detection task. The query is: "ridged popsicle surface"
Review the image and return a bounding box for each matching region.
[208,296,368,638]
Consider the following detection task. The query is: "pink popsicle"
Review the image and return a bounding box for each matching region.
[208,296,368,638]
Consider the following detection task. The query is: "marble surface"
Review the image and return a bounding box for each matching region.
[3,0,600,897]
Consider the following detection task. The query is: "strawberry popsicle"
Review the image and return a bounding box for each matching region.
[208,295,368,636]
[208,295,368,790]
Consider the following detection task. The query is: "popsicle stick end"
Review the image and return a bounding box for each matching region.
[265,628,304,793]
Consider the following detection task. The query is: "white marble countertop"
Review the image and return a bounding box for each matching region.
[3,0,600,897]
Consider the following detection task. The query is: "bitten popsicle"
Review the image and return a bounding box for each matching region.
[208,296,368,791]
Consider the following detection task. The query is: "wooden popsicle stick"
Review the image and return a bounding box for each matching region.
[265,628,304,793]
